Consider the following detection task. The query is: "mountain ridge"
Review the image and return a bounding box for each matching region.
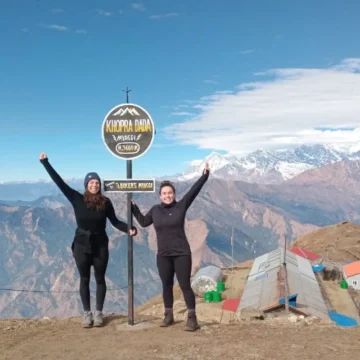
[172,143,360,183]
[2,143,360,202]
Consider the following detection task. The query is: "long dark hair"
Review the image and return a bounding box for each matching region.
[83,189,106,211]
[159,181,176,194]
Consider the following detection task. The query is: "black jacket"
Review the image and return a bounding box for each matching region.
[40,158,135,253]
[132,170,209,256]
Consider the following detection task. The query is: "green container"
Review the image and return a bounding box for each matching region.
[340,280,348,289]
[212,291,222,302]
[204,291,213,302]
[217,281,225,292]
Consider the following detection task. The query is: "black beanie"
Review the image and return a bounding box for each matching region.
[84,172,101,188]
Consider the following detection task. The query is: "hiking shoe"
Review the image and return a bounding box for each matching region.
[160,311,174,327]
[184,313,200,331]
[94,311,104,327]
[82,311,93,328]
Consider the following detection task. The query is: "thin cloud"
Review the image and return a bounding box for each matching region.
[239,49,254,55]
[22,28,30,33]
[96,9,113,16]
[164,58,360,155]
[333,58,360,72]
[171,112,194,116]
[215,90,233,94]
[182,100,198,104]
[42,24,68,32]
[150,12,179,20]
[132,3,146,11]
[275,34,284,39]
[50,8,64,14]
[76,29,87,35]
[173,105,189,110]
[203,80,219,85]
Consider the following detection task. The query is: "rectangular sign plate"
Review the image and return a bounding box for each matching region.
[104,179,155,192]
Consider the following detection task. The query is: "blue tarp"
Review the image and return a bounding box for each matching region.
[279,293,298,307]
[328,311,358,327]
[312,264,325,272]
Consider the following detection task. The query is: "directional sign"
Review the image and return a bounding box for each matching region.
[101,103,155,160]
[104,179,155,193]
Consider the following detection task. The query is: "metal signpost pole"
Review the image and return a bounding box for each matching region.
[124,87,134,325]
[101,89,155,326]
[283,236,289,314]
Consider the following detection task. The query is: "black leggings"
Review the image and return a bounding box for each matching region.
[73,245,109,312]
[157,255,195,310]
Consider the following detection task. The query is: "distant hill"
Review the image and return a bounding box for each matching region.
[292,221,360,262]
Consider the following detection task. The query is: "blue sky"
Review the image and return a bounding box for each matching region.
[1,0,360,182]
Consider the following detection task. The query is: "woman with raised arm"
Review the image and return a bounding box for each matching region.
[131,162,210,332]
[39,152,137,328]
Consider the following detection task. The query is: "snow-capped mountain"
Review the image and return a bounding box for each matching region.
[171,144,360,184]
[3,144,360,203]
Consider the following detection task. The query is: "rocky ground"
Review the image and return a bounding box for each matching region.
[1,314,360,360]
[2,259,360,360]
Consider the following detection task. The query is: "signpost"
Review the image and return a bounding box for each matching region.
[101,106,155,160]
[101,89,155,325]
[104,179,155,192]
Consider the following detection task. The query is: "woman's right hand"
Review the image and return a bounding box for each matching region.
[131,199,135,205]
[39,152,47,160]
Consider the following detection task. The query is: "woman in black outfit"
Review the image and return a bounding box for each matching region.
[39,152,137,328]
[131,162,210,331]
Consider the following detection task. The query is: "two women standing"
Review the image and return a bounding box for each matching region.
[40,152,209,331]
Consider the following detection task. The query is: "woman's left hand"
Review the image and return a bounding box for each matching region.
[203,162,210,174]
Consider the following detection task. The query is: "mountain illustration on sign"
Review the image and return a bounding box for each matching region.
[113,107,140,117]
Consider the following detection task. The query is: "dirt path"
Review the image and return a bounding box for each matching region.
[318,277,360,320]
[1,315,360,360]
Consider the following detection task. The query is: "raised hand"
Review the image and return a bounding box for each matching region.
[39,152,47,160]
[203,161,210,174]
